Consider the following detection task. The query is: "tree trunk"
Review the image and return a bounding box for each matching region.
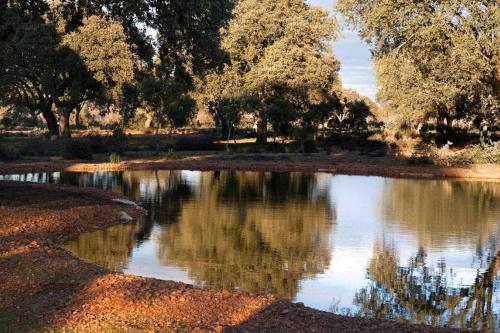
[58,108,72,138]
[40,100,60,138]
[145,113,154,129]
[75,104,82,129]
[226,120,232,153]
[256,111,268,144]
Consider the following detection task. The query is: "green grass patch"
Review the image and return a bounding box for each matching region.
[0,309,45,333]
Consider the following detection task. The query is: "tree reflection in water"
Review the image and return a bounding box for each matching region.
[355,242,500,331]
[354,180,500,331]
[65,222,141,271]
[382,179,500,250]
[156,172,334,298]
[64,171,335,298]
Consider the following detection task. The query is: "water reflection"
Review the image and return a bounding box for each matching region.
[383,179,500,249]
[53,171,335,298]
[65,222,141,271]
[2,171,500,330]
[355,242,500,331]
[155,172,334,297]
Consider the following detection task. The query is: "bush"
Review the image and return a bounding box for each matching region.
[322,132,389,156]
[109,153,122,164]
[0,144,20,161]
[414,142,500,166]
[86,135,108,154]
[406,154,434,165]
[302,139,318,154]
[105,135,129,154]
[470,143,500,164]
[20,139,63,157]
[173,135,218,151]
[61,139,93,160]
[235,145,269,154]
[84,134,130,154]
[111,126,126,137]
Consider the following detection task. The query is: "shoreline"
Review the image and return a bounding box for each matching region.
[0,153,499,181]
[0,181,459,332]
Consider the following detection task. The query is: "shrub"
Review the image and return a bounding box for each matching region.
[406,154,434,165]
[109,153,122,164]
[20,139,63,157]
[0,144,20,161]
[173,135,218,151]
[84,134,129,154]
[471,143,500,164]
[86,135,108,154]
[61,139,93,160]
[236,145,268,154]
[105,128,130,154]
[416,142,500,166]
[105,135,129,154]
[302,139,318,154]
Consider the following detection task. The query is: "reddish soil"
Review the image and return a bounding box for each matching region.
[0,181,461,332]
[0,152,499,180]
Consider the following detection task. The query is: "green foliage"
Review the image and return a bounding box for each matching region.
[302,139,318,154]
[0,308,45,333]
[328,89,377,130]
[85,134,129,155]
[63,16,136,107]
[200,0,342,142]
[106,130,130,154]
[0,106,40,128]
[337,0,500,133]
[109,153,122,164]
[267,99,298,138]
[470,144,500,164]
[322,132,390,156]
[14,134,130,158]
[430,142,500,166]
[86,135,108,154]
[141,76,196,133]
[0,4,96,137]
[1,0,233,139]
[119,83,142,127]
[197,70,248,142]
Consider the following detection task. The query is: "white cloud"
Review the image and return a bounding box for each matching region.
[308,0,378,100]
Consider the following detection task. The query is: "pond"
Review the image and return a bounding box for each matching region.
[2,171,500,331]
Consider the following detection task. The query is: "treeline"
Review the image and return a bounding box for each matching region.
[0,0,378,142]
[0,0,498,147]
[0,0,231,138]
[338,0,499,143]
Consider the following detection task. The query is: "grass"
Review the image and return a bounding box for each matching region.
[0,309,45,333]
[0,137,33,151]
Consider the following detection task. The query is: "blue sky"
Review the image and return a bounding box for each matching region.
[309,0,377,100]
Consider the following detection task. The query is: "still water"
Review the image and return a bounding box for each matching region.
[2,171,500,330]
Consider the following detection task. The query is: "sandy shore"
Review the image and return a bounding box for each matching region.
[0,180,462,332]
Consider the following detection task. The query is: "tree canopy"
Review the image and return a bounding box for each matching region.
[2,0,494,149]
[200,0,342,143]
[337,0,500,133]
[0,0,233,137]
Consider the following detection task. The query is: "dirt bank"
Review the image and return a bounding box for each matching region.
[0,181,459,332]
[0,152,499,180]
